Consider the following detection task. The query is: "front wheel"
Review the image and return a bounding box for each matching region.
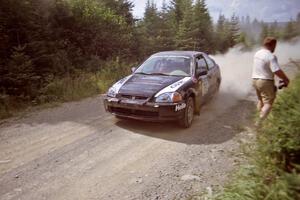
[179,97,194,128]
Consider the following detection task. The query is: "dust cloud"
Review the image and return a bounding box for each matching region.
[204,39,300,119]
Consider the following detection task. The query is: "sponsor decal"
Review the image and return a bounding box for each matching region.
[170,80,184,89]
[155,77,191,97]
[175,103,186,112]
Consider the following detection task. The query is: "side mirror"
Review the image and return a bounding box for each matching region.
[196,66,208,77]
[131,67,137,73]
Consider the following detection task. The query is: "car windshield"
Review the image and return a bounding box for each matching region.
[135,56,191,77]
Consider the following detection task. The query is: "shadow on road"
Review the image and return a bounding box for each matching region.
[0,93,255,146]
[115,99,255,145]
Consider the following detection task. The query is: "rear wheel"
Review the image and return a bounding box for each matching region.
[179,97,194,128]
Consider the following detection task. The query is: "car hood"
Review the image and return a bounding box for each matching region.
[118,74,183,97]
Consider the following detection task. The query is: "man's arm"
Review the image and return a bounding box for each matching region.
[270,55,290,86]
[274,69,290,86]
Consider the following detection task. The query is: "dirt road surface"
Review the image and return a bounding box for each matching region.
[1,39,300,200]
[1,59,298,200]
[0,90,256,200]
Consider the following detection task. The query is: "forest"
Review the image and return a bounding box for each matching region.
[1,0,300,118]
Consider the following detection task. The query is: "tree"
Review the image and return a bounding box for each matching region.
[157,0,175,51]
[228,14,240,46]
[215,14,230,52]
[283,20,297,40]
[1,45,39,99]
[0,0,137,102]
[260,24,269,43]
[169,0,187,29]
[191,0,214,53]
[268,21,280,38]
[175,0,194,50]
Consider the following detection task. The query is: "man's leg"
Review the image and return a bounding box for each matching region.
[260,103,272,120]
[255,80,276,126]
[254,81,264,111]
[256,91,263,111]
[257,101,263,111]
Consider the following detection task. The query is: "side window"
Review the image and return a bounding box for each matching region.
[196,56,208,70]
[204,56,215,70]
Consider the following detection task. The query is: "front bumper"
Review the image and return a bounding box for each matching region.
[103,96,186,122]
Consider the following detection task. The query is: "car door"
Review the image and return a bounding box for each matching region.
[203,54,218,95]
[195,55,210,103]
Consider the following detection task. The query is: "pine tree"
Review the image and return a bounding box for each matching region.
[228,14,240,46]
[260,23,269,43]
[174,0,194,50]
[191,0,214,52]
[169,0,186,29]
[268,20,280,38]
[283,20,298,40]
[157,0,175,51]
[4,45,38,99]
[215,14,230,52]
[136,0,162,55]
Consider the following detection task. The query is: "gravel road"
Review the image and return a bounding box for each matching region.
[1,45,298,200]
[0,90,256,200]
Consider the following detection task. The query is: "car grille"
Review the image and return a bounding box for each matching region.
[111,107,158,117]
[119,94,148,100]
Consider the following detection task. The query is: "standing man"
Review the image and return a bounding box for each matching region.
[252,37,290,125]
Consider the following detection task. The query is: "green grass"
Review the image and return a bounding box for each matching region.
[0,59,134,119]
[214,75,300,200]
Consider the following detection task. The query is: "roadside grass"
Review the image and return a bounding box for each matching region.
[0,60,134,120]
[213,74,300,200]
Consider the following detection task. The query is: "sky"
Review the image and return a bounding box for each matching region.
[131,0,300,22]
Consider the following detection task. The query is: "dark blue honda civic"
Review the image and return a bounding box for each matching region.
[104,51,221,128]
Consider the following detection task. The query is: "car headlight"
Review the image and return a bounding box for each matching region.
[107,87,117,97]
[155,92,183,103]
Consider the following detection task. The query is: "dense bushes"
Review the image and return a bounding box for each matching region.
[0,59,133,119]
[0,0,135,118]
[215,75,300,200]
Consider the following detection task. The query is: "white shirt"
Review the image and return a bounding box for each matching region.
[252,48,281,80]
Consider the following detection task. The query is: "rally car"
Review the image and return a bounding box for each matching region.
[103,51,221,128]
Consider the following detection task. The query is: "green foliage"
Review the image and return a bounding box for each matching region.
[215,15,230,53]
[39,59,132,103]
[215,75,300,200]
[0,58,133,119]
[1,45,40,99]
[283,21,298,41]
[259,17,300,43]
[0,0,136,118]
[228,14,241,46]
[94,59,133,93]
[142,0,216,53]
[175,0,194,50]
[261,76,300,169]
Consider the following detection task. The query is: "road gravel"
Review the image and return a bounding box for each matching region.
[0,90,256,200]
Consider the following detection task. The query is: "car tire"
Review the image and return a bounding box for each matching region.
[179,97,194,128]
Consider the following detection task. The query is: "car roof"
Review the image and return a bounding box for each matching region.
[151,51,205,57]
